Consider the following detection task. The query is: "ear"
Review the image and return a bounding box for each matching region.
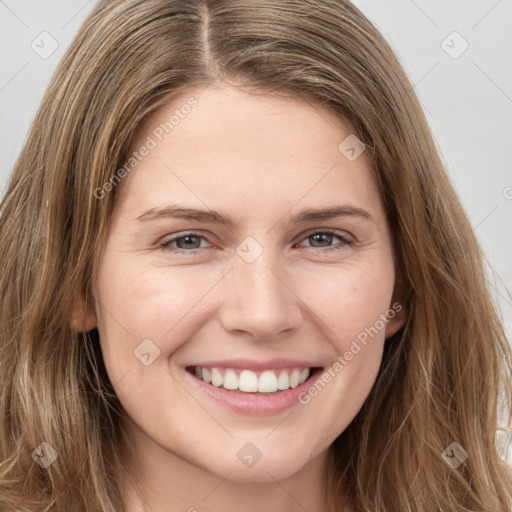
[70,294,97,333]
[384,287,407,339]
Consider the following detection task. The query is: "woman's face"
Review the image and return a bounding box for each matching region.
[87,85,405,482]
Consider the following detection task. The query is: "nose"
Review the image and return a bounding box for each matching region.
[218,246,303,342]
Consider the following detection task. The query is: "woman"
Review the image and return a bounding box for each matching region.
[0,0,511,510]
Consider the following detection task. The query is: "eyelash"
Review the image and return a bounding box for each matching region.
[159,229,355,255]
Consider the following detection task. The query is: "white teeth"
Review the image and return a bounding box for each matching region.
[277,370,290,390]
[258,370,278,393]
[289,369,300,388]
[223,369,238,390]
[192,366,312,393]
[239,369,258,392]
[211,368,223,387]
[299,368,310,385]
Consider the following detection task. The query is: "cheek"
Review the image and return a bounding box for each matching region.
[297,261,395,347]
[93,257,201,377]
[291,265,394,436]
[289,262,394,408]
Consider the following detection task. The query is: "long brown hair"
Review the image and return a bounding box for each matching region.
[1,1,511,510]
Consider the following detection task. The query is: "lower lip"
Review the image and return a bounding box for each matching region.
[184,367,323,416]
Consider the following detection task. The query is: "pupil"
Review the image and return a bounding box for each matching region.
[179,235,200,249]
[311,233,331,247]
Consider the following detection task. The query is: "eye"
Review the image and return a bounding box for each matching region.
[295,229,354,252]
[159,229,354,255]
[160,232,211,255]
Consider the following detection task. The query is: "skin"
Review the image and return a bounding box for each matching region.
[74,85,406,512]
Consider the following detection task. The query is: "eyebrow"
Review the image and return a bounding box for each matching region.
[136,204,375,226]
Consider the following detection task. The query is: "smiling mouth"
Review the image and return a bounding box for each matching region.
[186,366,323,394]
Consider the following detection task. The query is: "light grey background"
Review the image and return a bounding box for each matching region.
[1,0,511,456]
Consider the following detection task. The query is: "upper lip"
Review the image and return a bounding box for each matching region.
[186,358,323,371]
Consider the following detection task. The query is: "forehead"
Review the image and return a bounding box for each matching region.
[115,85,380,221]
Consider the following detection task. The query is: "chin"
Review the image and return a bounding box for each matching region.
[200,447,313,483]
